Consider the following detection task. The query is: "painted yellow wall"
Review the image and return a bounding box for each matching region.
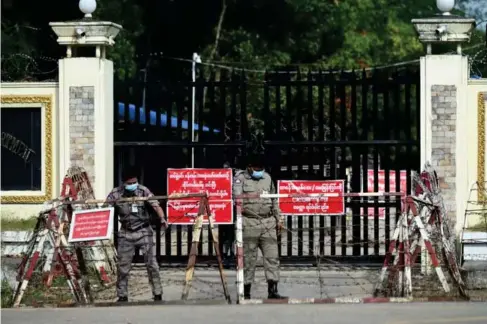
[465,80,487,227]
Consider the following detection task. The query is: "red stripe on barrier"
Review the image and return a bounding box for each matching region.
[424,240,440,266]
[25,251,40,279]
[99,266,110,283]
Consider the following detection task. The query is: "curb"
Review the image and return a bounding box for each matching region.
[238,296,487,304]
[22,299,231,308]
[11,296,487,308]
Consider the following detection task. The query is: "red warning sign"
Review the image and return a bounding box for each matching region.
[166,168,233,224]
[277,180,345,216]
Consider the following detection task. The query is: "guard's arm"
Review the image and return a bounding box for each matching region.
[101,190,116,208]
[233,173,244,212]
[233,173,244,197]
[270,180,284,232]
[270,180,280,218]
[143,187,166,222]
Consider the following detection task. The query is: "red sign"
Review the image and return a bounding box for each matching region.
[365,170,408,219]
[166,168,233,224]
[277,180,345,215]
[68,207,114,242]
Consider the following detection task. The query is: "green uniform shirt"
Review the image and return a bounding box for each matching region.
[233,170,280,218]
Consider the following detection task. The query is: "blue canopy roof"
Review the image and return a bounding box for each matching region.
[118,103,220,133]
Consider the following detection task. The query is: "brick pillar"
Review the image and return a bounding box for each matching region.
[69,86,95,184]
[431,85,457,218]
[419,55,470,235]
[51,20,122,199]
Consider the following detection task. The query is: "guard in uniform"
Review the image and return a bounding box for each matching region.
[233,154,286,299]
[104,166,167,302]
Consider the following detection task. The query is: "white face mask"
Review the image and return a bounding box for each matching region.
[251,170,264,179]
[124,182,138,192]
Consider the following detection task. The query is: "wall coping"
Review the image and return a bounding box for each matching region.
[468,79,487,85]
[1,82,59,88]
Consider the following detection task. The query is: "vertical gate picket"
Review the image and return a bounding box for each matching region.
[372,69,380,256]
[359,68,369,257]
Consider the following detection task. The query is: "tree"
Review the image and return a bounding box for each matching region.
[1,0,485,81]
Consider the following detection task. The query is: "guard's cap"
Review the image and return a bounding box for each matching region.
[122,165,139,181]
[246,154,265,168]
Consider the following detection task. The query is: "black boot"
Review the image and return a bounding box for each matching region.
[267,280,287,299]
[153,294,162,301]
[244,284,252,299]
[117,296,128,303]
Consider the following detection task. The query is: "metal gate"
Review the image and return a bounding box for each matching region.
[114,66,420,266]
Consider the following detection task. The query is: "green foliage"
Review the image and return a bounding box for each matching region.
[1,216,38,231]
[202,0,440,70]
[1,0,485,81]
[1,280,14,308]
[1,20,44,81]
[94,0,145,80]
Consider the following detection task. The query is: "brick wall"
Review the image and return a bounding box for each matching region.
[69,86,95,184]
[430,85,457,218]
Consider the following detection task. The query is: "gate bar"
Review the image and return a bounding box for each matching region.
[239,192,405,199]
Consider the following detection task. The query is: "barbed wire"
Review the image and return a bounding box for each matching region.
[1,53,59,82]
[2,40,485,83]
[133,42,486,75]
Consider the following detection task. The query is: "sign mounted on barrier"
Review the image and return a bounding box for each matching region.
[277,180,345,215]
[68,207,115,242]
[166,168,233,224]
[365,170,407,219]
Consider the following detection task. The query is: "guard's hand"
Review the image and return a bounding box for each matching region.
[277,217,284,235]
[160,219,168,230]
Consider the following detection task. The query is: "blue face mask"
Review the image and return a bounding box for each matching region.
[124,183,138,192]
[251,170,264,179]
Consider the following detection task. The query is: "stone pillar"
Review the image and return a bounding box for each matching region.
[412,4,475,234]
[50,7,122,199]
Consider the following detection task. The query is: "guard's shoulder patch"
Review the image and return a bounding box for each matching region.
[234,170,245,177]
[234,170,246,184]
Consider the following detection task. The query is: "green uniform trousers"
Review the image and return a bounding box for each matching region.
[243,216,280,284]
[116,227,162,298]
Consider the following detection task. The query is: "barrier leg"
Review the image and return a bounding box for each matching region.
[235,202,244,304]
[45,222,66,287]
[374,217,401,296]
[58,233,90,303]
[181,214,204,301]
[208,214,231,304]
[13,228,49,307]
[415,215,450,293]
[402,215,412,298]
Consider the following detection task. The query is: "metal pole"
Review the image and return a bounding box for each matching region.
[141,68,148,109]
[191,53,201,168]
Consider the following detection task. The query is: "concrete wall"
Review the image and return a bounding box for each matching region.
[1,57,115,221]
[1,82,60,219]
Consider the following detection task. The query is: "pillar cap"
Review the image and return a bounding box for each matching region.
[49,20,123,48]
[411,16,476,44]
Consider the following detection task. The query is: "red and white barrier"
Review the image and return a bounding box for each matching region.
[234,191,404,304]
[245,192,404,199]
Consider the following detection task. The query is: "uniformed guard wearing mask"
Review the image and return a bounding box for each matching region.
[233,154,286,299]
[104,166,167,302]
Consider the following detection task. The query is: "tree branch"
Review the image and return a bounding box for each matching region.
[208,0,227,62]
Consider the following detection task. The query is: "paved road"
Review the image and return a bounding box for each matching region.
[2,303,487,324]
